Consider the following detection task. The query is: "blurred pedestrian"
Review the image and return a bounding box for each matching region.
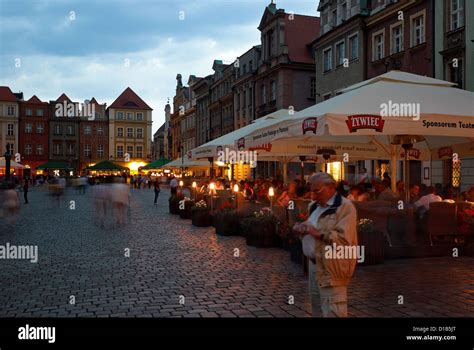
[3,183,20,225]
[154,179,161,205]
[23,178,29,204]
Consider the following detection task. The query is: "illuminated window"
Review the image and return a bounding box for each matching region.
[327,162,342,182]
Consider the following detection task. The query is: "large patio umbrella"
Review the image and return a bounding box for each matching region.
[239,71,474,201]
[0,157,25,169]
[162,158,210,169]
[87,160,128,171]
[141,158,170,170]
[37,160,70,170]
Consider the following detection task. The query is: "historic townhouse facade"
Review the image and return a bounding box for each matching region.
[170,74,193,160]
[0,87,21,159]
[233,46,261,129]
[48,93,81,170]
[209,60,234,140]
[433,0,473,191]
[192,75,212,147]
[79,98,108,171]
[254,3,320,118]
[18,95,49,175]
[314,0,369,103]
[108,87,153,172]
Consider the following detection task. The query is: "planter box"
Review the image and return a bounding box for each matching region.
[169,195,184,215]
[213,211,241,236]
[179,200,195,219]
[191,209,212,227]
[242,217,280,248]
[357,230,385,265]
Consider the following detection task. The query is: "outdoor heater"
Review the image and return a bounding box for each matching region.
[316,148,336,173]
[391,135,426,204]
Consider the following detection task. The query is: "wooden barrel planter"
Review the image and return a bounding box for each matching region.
[169,194,184,215]
[179,200,195,220]
[191,208,212,227]
[357,230,385,265]
[213,210,240,236]
[242,216,280,248]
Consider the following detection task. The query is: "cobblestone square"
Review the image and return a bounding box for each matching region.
[0,187,473,317]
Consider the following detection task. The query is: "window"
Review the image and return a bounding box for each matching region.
[25,144,32,155]
[117,127,123,137]
[7,106,14,116]
[411,13,425,47]
[84,125,91,135]
[36,109,43,116]
[66,125,74,136]
[54,143,62,156]
[349,33,359,60]
[373,31,385,61]
[323,47,333,72]
[54,124,62,135]
[117,112,124,120]
[137,128,143,139]
[127,128,133,138]
[127,112,133,120]
[126,146,133,158]
[36,144,44,156]
[261,84,267,104]
[67,143,75,156]
[271,81,276,101]
[248,88,253,106]
[335,41,345,66]
[136,112,144,121]
[451,0,465,30]
[97,145,104,158]
[117,146,124,158]
[341,2,347,21]
[136,146,143,158]
[84,144,91,158]
[36,123,44,134]
[25,123,32,133]
[26,108,33,116]
[97,126,104,136]
[391,24,403,54]
[7,124,14,136]
[332,9,337,26]
[310,77,316,99]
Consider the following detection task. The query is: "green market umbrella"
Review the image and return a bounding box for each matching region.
[87,161,128,171]
[141,158,170,170]
[37,160,70,170]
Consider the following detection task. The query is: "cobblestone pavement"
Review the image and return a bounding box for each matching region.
[0,185,473,317]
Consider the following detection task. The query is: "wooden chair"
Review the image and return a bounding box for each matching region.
[426,202,458,244]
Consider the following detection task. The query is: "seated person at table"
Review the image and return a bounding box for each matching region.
[215,180,225,190]
[462,186,474,202]
[408,184,420,203]
[347,185,369,202]
[374,181,398,203]
[277,181,298,207]
[243,182,254,200]
[414,186,442,217]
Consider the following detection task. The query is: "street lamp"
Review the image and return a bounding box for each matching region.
[268,186,275,212]
[209,182,215,212]
[233,183,239,209]
[4,144,12,183]
[192,181,197,200]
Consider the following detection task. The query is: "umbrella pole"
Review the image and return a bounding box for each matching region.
[283,161,288,185]
[390,144,397,195]
[404,149,410,203]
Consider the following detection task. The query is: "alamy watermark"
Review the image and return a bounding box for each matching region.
[217,147,258,168]
[0,243,38,263]
[380,100,420,121]
[324,243,365,263]
[55,100,95,120]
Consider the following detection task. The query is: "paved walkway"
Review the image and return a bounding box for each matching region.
[0,185,472,317]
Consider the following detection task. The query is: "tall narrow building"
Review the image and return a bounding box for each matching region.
[0,86,21,160]
[107,87,153,173]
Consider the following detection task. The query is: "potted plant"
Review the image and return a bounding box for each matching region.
[241,207,280,248]
[179,197,194,219]
[169,193,184,215]
[458,209,474,256]
[191,200,212,227]
[357,218,384,265]
[213,201,240,236]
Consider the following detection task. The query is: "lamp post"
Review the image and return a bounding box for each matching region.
[233,183,239,209]
[209,182,215,213]
[269,186,274,212]
[192,181,197,200]
[4,144,12,183]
